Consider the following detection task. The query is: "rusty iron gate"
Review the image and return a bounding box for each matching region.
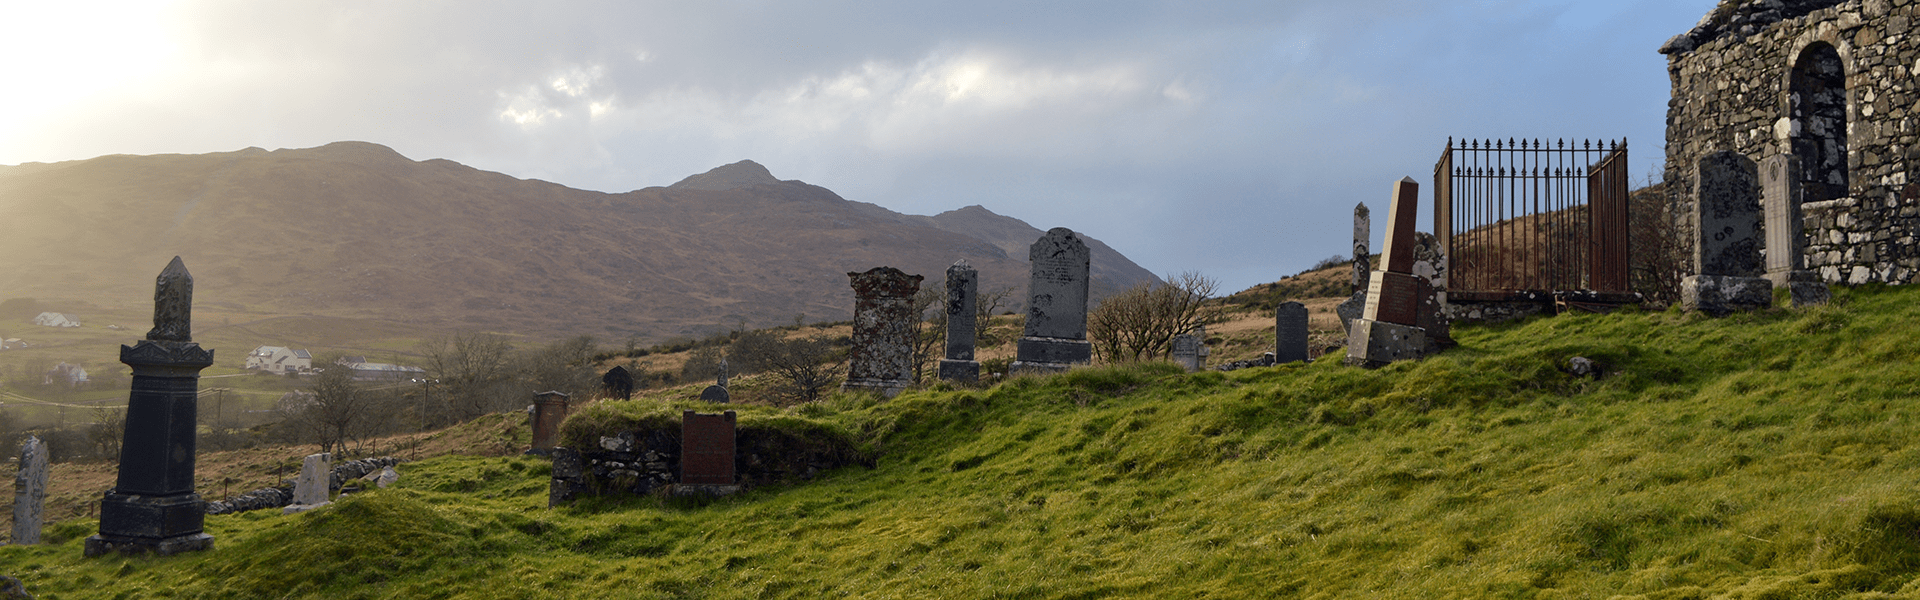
[1434,138,1631,301]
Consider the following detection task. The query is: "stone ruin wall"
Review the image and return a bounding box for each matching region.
[1664,0,1920,285]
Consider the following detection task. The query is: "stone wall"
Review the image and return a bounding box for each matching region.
[548,424,872,505]
[1662,0,1920,284]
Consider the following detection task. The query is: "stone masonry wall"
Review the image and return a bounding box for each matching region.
[1663,0,1920,284]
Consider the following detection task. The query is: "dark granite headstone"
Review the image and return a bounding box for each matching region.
[87,257,215,557]
[1012,228,1094,373]
[1274,301,1308,364]
[699,385,731,403]
[843,267,923,397]
[679,410,738,493]
[601,366,635,401]
[939,261,980,382]
[1683,151,1773,315]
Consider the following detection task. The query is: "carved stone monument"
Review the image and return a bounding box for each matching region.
[1682,151,1774,315]
[1347,179,1429,367]
[529,391,570,452]
[1171,333,1202,372]
[1760,153,1830,306]
[1336,203,1371,333]
[282,453,333,515]
[938,261,981,382]
[86,257,216,557]
[1011,228,1094,373]
[601,366,635,401]
[12,436,47,545]
[676,410,740,497]
[1274,301,1308,365]
[843,267,923,396]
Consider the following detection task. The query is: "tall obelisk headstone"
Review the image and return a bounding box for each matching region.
[1336,203,1371,333]
[842,266,923,397]
[12,436,48,545]
[1011,228,1094,373]
[86,257,216,557]
[938,261,981,382]
[1681,151,1774,315]
[1760,153,1830,306]
[1346,179,1428,367]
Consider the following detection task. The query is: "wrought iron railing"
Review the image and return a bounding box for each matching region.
[1435,138,1630,299]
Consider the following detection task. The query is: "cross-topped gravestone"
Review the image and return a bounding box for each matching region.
[529,391,570,452]
[1682,151,1774,315]
[1274,301,1308,365]
[938,261,981,382]
[677,410,741,496]
[842,266,923,397]
[86,257,216,557]
[601,366,634,401]
[1011,228,1094,373]
[1347,179,1429,367]
[12,436,47,545]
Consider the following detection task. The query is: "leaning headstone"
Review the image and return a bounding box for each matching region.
[1348,178,1429,367]
[362,466,399,489]
[1760,153,1829,306]
[938,261,981,382]
[87,257,216,557]
[676,410,740,497]
[528,391,570,452]
[1682,151,1773,315]
[1274,302,1309,364]
[1011,228,1094,373]
[842,266,924,397]
[1171,333,1202,372]
[282,453,332,514]
[12,436,48,545]
[601,366,635,400]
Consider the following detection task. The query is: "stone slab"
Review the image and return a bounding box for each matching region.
[1021,228,1092,341]
[1362,271,1421,326]
[1681,274,1773,316]
[1274,302,1308,365]
[1761,153,1805,275]
[94,491,208,541]
[1694,150,1763,277]
[1786,281,1831,307]
[681,410,737,486]
[1171,333,1202,372]
[844,266,921,393]
[13,436,47,545]
[938,359,979,382]
[944,262,978,361]
[1345,318,1426,367]
[84,532,214,558]
[1335,290,1366,335]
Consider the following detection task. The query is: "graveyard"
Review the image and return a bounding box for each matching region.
[7,278,1920,596]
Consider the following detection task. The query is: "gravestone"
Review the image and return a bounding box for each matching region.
[677,410,740,496]
[842,267,923,397]
[1760,153,1830,306]
[12,436,47,545]
[938,261,981,382]
[529,391,570,452]
[86,257,216,557]
[1274,301,1308,364]
[1410,232,1453,351]
[699,385,731,403]
[1171,333,1202,372]
[717,358,729,389]
[282,453,332,515]
[1348,178,1429,367]
[1682,151,1774,315]
[1011,228,1094,373]
[601,366,634,400]
[1337,203,1371,334]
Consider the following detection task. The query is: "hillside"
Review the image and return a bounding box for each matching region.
[0,143,1160,340]
[8,285,1920,597]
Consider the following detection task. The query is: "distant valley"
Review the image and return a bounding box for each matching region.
[0,142,1159,341]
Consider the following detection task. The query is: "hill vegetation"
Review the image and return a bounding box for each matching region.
[6,281,1920,597]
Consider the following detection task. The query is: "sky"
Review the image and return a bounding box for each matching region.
[0,0,1720,295]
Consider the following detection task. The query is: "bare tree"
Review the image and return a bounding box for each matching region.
[521,335,599,397]
[909,286,945,383]
[1087,271,1223,363]
[734,334,844,404]
[419,332,516,423]
[304,361,369,454]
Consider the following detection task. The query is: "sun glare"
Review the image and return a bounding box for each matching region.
[0,1,183,162]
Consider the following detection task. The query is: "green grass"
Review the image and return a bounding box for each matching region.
[11,285,1920,598]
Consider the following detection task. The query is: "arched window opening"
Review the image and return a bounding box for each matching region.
[1789,43,1848,202]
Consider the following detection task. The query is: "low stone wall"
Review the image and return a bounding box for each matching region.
[205,456,402,515]
[549,424,871,506]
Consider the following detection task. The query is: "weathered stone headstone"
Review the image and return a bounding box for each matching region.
[12,436,47,545]
[529,391,570,452]
[1274,301,1308,364]
[1171,333,1202,372]
[677,410,740,496]
[1410,232,1453,351]
[282,453,332,515]
[699,385,731,403]
[842,266,923,397]
[1761,153,1830,306]
[938,261,981,382]
[717,358,729,390]
[1682,151,1774,315]
[87,257,216,557]
[1337,203,1371,334]
[601,366,634,401]
[1348,178,1429,367]
[1011,228,1094,373]
[361,465,399,489]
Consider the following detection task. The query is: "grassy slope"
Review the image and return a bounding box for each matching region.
[10,286,1920,598]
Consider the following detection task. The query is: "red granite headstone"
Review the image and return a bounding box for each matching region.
[530,391,570,451]
[680,410,737,485]
[1379,178,1420,274]
[1362,271,1421,326]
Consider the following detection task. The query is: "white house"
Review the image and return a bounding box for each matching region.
[334,357,426,382]
[246,346,314,374]
[32,312,79,328]
[44,362,88,386]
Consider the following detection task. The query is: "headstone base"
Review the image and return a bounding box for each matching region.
[1015,336,1092,364]
[84,532,214,558]
[1765,270,1830,307]
[1344,318,1426,368]
[841,378,910,398]
[1681,275,1773,316]
[1009,361,1073,374]
[670,484,743,498]
[937,359,979,382]
[281,502,332,515]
